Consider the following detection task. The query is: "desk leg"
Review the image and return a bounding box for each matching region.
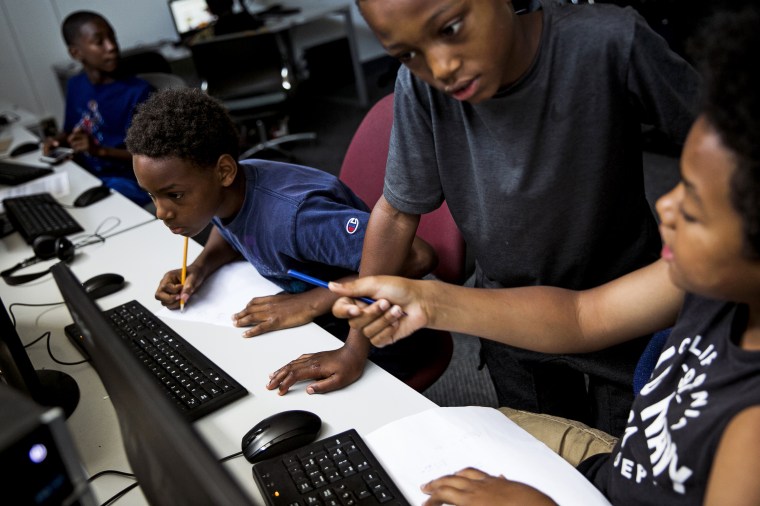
[340,7,369,108]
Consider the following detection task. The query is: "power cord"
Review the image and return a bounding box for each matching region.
[9,301,89,365]
[87,469,139,506]
[86,452,246,505]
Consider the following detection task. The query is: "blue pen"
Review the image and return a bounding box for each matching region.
[287,269,376,305]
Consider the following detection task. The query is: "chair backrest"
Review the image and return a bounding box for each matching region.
[339,94,466,284]
[137,72,187,90]
[120,50,172,75]
[189,31,289,105]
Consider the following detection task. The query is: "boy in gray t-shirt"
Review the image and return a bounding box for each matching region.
[267,0,699,435]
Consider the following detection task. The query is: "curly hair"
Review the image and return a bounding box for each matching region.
[125,88,240,168]
[62,11,109,46]
[690,6,760,258]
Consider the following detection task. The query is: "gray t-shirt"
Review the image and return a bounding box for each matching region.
[384,0,700,291]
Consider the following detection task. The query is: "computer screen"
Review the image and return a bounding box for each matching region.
[0,297,79,418]
[168,0,216,38]
[51,262,254,506]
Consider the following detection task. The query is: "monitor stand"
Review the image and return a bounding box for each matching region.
[35,370,80,419]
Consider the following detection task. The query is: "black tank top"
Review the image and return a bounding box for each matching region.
[583,294,760,505]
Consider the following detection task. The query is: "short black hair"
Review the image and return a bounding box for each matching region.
[690,6,760,258]
[125,88,241,167]
[62,11,108,46]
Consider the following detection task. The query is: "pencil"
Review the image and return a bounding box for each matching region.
[287,269,376,305]
[180,236,188,313]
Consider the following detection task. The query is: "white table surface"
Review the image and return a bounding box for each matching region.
[2,201,435,505]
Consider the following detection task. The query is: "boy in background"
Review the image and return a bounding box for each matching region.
[43,11,153,206]
[269,0,700,436]
[125,88,436,381]
[328,7,760,503]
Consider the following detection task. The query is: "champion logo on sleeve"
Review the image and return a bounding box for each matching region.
[345,217,360,234]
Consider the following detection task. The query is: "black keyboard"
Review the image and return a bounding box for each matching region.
[3,192,83,244]
[0,160,53,186]
[253,429,409,506]
[64,299,248,422]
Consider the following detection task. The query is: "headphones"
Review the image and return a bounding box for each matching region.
[1,235,76,286]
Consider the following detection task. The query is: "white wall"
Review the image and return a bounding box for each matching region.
[0,0,382,126]
[1,0,180,125]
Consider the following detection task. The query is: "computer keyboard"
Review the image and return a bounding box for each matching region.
[64,299,248,422]
[253,429,410,506]
[0,160,53,186]
[3,192,83,244]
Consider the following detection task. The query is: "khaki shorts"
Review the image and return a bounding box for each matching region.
[499,407,618,468]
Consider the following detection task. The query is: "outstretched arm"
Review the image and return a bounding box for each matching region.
[332,259,684,354]
[266,196,421,394]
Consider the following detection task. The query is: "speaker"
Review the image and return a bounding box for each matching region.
[1,236,75,286]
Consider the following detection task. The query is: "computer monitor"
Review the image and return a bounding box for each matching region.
[0,297,79,418]
[167,0,216,39]
[51,262,254,506]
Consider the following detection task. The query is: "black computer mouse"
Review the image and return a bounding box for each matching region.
[74,185,111,207]
[242,410,322,464]
[10,142,39,157]
[82,273,125,300]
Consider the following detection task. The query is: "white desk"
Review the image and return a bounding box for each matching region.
[0,119,156,231]
[2,200,435,503]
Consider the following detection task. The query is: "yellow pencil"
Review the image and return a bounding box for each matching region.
[180,236,188,313]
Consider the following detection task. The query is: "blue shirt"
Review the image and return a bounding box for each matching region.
[64,73,153,205]
[213,160,370,292]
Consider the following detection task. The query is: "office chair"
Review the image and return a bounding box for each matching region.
[339,94,467,284]
[189,31,316,160]
[119,50,172,75]
[339,93,467,392]
[137,72,187,90]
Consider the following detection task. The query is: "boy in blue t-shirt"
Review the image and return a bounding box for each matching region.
[43,11,153,206]
[125,88,436,382]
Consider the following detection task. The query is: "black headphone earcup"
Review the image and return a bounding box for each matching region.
[32,235,74,262]
[56,237,75,262]
[32,235,59,260]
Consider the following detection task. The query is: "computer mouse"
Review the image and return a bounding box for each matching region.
[10,142,39,158]
[82,273,125,300]
[74,185,111,207]
[242,410,322,464]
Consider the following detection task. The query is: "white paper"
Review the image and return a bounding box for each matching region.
[365,406,611,506]
[0,171,70,212]
[157,260,280,328]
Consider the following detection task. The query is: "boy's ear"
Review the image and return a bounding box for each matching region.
[68,45,82,62]
[216,154,238,187]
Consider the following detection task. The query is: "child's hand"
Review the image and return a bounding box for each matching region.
[266,343,367,395]
[421,468,557,506]
[42,137,59,155]
[155,264,205,310]
[67,128,93,154]
[330,276,429,347]
[233,293,315,337]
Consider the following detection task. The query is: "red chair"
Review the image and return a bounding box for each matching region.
[339,94,466,391]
